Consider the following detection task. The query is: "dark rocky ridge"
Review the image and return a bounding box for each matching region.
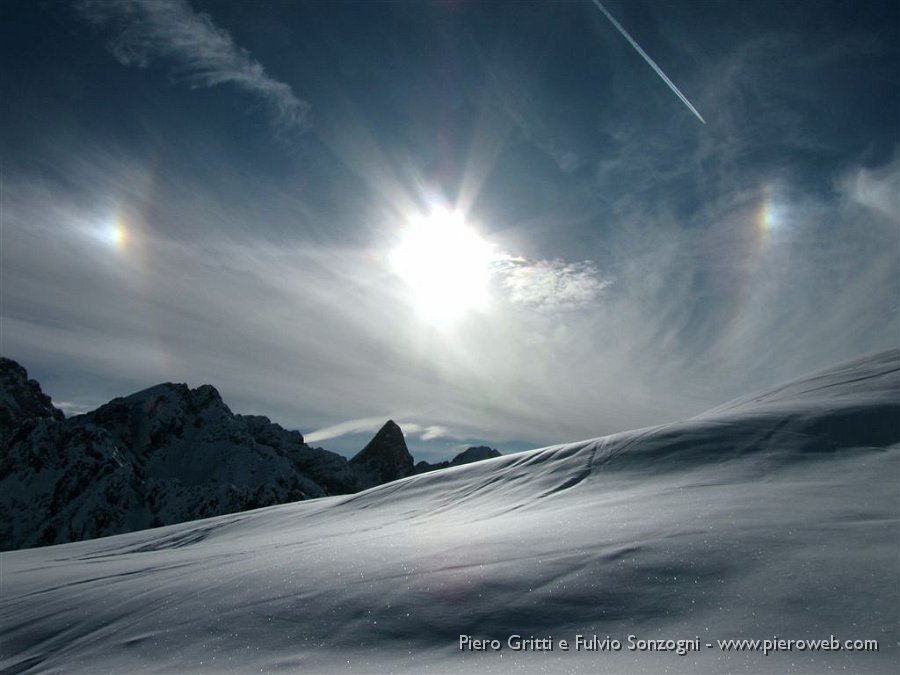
[0,375,361,551]
[414,445,503,474]
[0,358,500,551]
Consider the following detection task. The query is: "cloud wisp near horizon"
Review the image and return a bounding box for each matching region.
[1,0,897,460]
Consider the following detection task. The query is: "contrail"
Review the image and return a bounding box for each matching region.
[591,0,706,124]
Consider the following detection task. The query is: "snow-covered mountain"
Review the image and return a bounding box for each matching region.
[1,350,897,673]
[0,370,359,550]
[2,360,501,551]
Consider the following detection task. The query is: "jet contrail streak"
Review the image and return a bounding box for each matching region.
[591,0,706,124]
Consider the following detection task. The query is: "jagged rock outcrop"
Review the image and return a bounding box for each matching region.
[75,382,363,520]
[0,362,364,551]
[414,445,502,474]
[349,419,415,488]
[0,357,64,446]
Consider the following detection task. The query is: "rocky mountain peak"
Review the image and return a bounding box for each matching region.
[349,419,414,487]
[0,357,64,444]
[450,446,502,466]
[82,381,235,455]
[189,384,227,412]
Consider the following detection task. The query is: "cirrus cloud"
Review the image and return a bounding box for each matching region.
[76,0,310,131]
[496,257,613,311]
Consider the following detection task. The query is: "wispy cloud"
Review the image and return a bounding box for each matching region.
[401,424,454,442]
[76,0,310,130]
[305,419,453,446]
[839,149,900,223]
[304,417,388,445]
[496,258,612,311]
[419,425,452,442]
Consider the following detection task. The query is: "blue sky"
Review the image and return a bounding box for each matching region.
[1,0,897,461]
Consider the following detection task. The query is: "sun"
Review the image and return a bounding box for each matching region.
[390,208,496,321]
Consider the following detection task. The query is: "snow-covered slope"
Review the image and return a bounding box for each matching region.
[1,351,897,674]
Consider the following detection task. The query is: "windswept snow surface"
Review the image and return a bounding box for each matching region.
[2,351,898,674]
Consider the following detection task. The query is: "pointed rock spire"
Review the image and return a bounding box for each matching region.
[350,420,414,486]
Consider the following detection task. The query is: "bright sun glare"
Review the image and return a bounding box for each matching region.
[391,208,496,321]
